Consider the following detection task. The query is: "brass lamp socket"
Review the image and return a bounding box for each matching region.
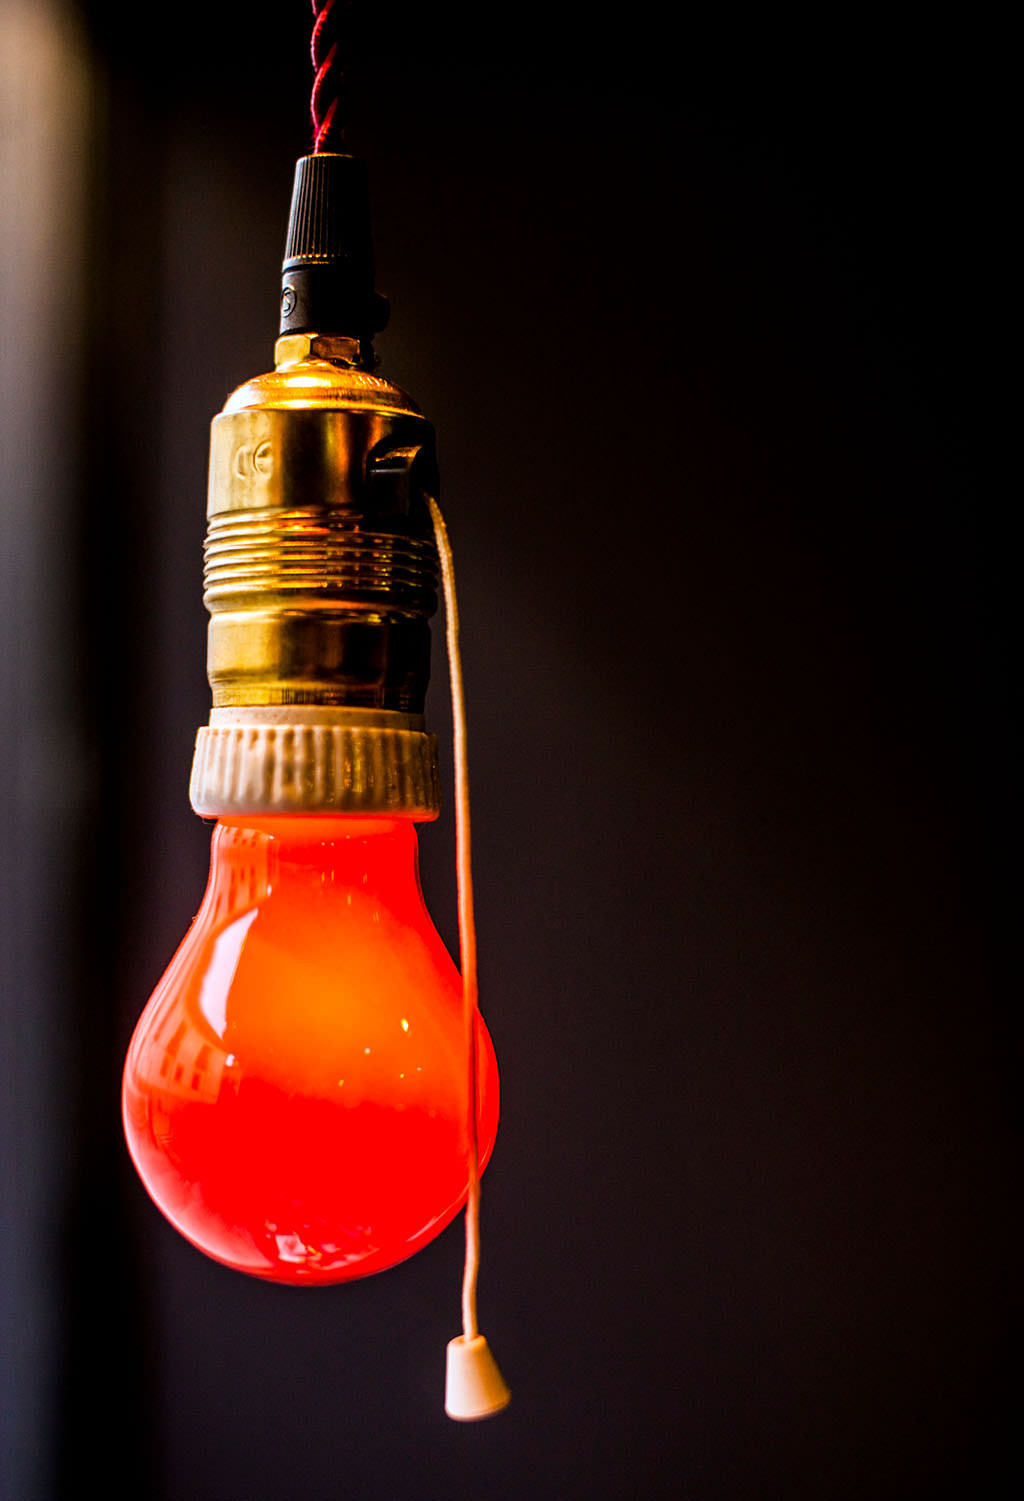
[189,333,442,820]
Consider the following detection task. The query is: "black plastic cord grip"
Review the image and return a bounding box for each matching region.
[279,154,390,337]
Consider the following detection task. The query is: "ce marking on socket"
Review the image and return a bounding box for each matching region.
[233,441,275,480]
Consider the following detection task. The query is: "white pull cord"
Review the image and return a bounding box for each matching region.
[428,496,511,1421]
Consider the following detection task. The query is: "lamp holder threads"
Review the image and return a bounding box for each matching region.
[190,329,441,818]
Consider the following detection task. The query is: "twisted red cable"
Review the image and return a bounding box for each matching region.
[311,0,346,152]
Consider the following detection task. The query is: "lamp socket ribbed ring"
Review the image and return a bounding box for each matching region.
[203,510,438,613]
[190,715,441,818]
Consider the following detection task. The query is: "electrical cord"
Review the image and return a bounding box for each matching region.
[311,0,347,151]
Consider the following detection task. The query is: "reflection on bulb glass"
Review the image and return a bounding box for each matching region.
[122,817,498,1284]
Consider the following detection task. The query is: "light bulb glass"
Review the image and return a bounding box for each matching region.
[122,816,498,1284]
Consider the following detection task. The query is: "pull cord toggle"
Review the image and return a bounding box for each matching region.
[428,496,511,1422]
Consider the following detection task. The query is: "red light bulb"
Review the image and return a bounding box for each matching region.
[122,816,499,1284]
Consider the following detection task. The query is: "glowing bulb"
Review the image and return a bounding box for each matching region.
[122,816,499,1284]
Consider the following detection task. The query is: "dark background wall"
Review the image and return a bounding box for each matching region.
[1,3,1014,1498]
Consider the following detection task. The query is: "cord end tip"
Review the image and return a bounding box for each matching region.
[444,1334,511,1421]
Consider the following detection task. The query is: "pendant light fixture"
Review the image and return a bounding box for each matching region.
[121,0,510,1421]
